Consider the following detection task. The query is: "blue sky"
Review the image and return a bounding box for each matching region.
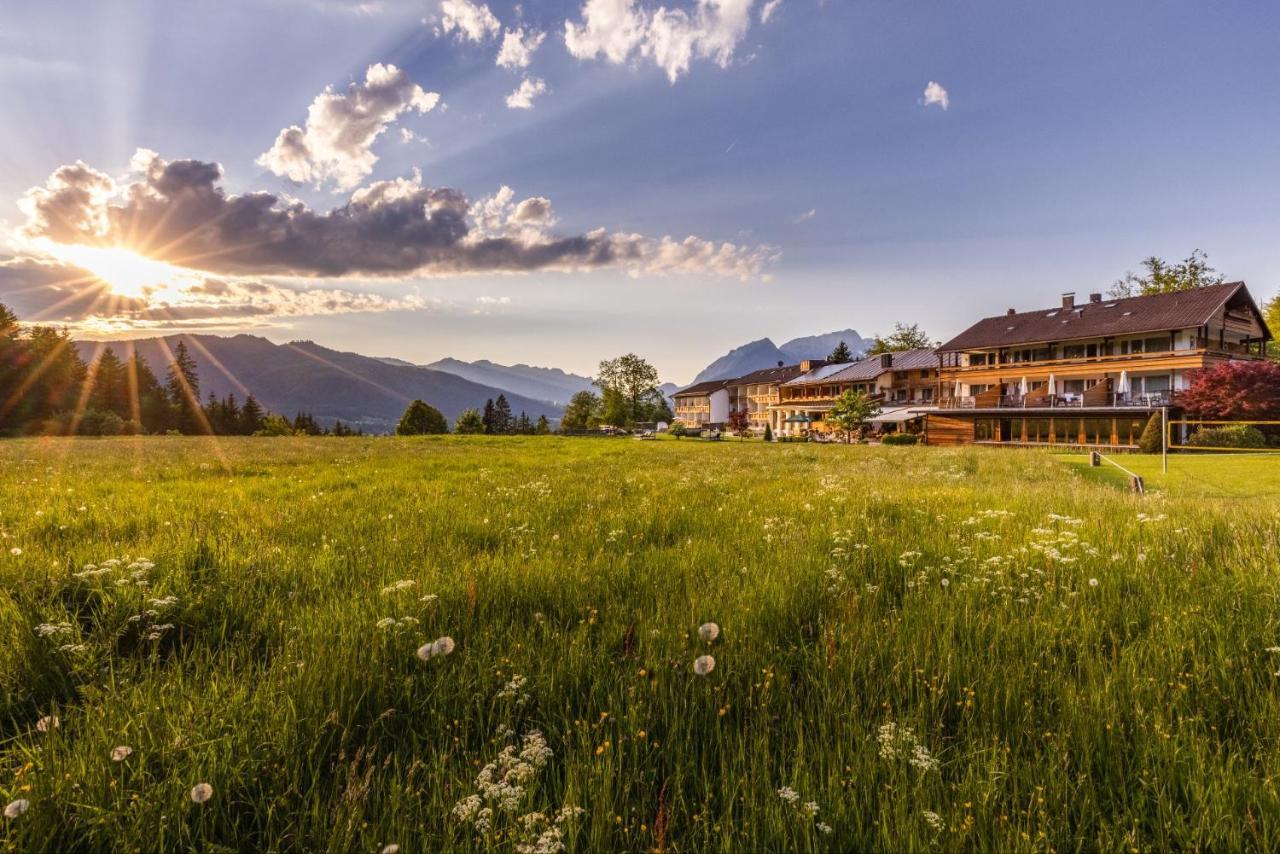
[1,0,1278,382]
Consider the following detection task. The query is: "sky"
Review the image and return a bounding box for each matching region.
[1,0,1279,383]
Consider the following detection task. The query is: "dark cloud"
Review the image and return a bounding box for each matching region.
[19,151,773,280]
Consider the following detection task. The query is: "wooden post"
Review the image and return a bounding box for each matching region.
[1090,451,1101,467]
[1131,474,1145,494]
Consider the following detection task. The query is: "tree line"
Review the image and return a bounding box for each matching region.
[1,301,360,437]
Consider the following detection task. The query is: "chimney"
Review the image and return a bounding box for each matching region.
[800,360,812,372]
[1006,308,1016,316]
[880,352,893,369]
[1061,292,1075,309]
[1089,293,1102,304]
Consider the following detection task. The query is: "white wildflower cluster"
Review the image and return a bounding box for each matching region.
[380,579,416,595]
[1136,512,1168,524]
[454,732,576,846]
[922,809,945,832]
[777,786,830,834]
[877,722,939,772]
[376,616,420,633]
[35,621,75,638]
[497,674,530,704]
[897,550,923,568]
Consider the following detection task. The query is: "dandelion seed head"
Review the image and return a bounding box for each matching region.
[36,715,59,732]
[111,745,133,762]
[9,547,21,556]
[4,799,28,819]
[190,783,214,804]
[1088,578,1100,587]
[692,655,715,676]
[698,622,720,642]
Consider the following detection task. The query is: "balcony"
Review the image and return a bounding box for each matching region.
[944,346,1255,374]
[939,392,1176,410]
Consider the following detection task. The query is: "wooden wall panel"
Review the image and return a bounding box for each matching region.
[925,415,976,446]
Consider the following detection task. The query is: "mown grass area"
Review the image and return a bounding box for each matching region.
[1064,451,1280,498]
[2,436,1280,851]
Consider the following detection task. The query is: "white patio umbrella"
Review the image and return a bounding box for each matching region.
[1018,376,1028,397]
[1046,373,1056,398]
[1117,370,1130,397]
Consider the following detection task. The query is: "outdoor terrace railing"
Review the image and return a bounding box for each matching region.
[946,347,1256,373]
[938,393,1176,410]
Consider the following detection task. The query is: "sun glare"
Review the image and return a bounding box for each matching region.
[48,245,189,300]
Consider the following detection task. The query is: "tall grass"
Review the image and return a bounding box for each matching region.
[1,436,1279,851]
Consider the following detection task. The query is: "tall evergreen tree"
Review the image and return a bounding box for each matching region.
[165,340,202,434]
[827,340,853,363]
[239,394,265,435]
[534,414,550,435]
[90,346,130,418]
[493,394,513,434]
[482,398,496,434]
[128,352,168,433]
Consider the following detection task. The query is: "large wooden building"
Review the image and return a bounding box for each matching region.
[926,282,1272,447]
[771,349,940,436]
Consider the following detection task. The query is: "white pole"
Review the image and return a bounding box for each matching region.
[1161,406,1168,475]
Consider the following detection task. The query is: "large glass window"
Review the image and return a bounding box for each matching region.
[974,419,998,441]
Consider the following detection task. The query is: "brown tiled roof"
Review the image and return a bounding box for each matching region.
[672,379,730,397]
[938,282,1267,352]
[724,363,807,387]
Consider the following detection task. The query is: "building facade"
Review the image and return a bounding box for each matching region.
[724,363,809,434]
[770,349,940,436]
[672,380,731,428]
[927,282,1271,447]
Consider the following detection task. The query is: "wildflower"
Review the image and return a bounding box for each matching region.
[692,655,715,676]
[816,822,833,834]
[698,622,720,642]
[922,810,945,832]
[36,715,59,732]
[9,548,21,556]
[190,783,214,804]
[111,746,133,762]
[802,801,820,817]
[376,617,397,630]
[380,845,401,854]
[4,799,29,819]
[380,580,416,595]
[777,786,799,804]
[418,636,456,661]
[1088,578,1099,588]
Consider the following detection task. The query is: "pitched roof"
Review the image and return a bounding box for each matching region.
[782,361,860,386]
[826,348,938,382]
[672,379,730,397]
[938,282,1267,352]
[724,363,807,387]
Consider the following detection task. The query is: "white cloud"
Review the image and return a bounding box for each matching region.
[496,27,547,69]
[564,0,756,84]
[438,0,500,42]
[922,80,949,110]
[793,208,816,224]
[505,77,548,109]
[759,0,782,23]
[257,63,440,191]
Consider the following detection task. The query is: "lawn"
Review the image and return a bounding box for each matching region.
[1063,451,1280,498]
[2,437,1280,851]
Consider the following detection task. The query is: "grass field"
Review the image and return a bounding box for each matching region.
[1065,451,1280,498]
[3,437,1280,851]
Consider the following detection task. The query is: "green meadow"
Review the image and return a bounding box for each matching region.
[3,437,1280,851]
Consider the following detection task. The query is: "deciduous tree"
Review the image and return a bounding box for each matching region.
[829,389,880,443]
[1109,249,1225,298]
[396,399,448,435]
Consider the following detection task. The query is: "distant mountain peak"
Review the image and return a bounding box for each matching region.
[690,329,869,385]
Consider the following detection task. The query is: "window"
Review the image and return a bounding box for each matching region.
[1062,344,1086,359]
[975,419,998,441]
[1145,337,1169,354]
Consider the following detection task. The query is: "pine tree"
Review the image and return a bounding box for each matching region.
[763,422,773,442]
[493,394,513,434]
[128,352,167,433]
[239,395,265,435]
[828,341,853,363]
[535,414,550,435]
[166,340,202,434]
[516,411,532,434]
[482,398,496,434]
[91,346,130,418]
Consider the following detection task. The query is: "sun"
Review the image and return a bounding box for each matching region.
[46,244,189,300]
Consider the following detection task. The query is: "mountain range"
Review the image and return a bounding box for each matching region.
[690,329,870,384]
[75,335,560,434]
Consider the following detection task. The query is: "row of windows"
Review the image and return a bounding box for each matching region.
[969,336,1181,365]
[973,418,1149,445]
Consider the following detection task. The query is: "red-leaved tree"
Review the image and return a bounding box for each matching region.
[1179,360,1280,420]
[725,408,751,436]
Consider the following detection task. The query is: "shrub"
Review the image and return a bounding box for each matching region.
[1185,424,1267,449]
[1137,413,1163,454]
[881,433,919,446]
[763,423,773,442]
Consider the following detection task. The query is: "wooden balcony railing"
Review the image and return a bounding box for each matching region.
[938,392,1176,410]
[947,346,1255,374]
